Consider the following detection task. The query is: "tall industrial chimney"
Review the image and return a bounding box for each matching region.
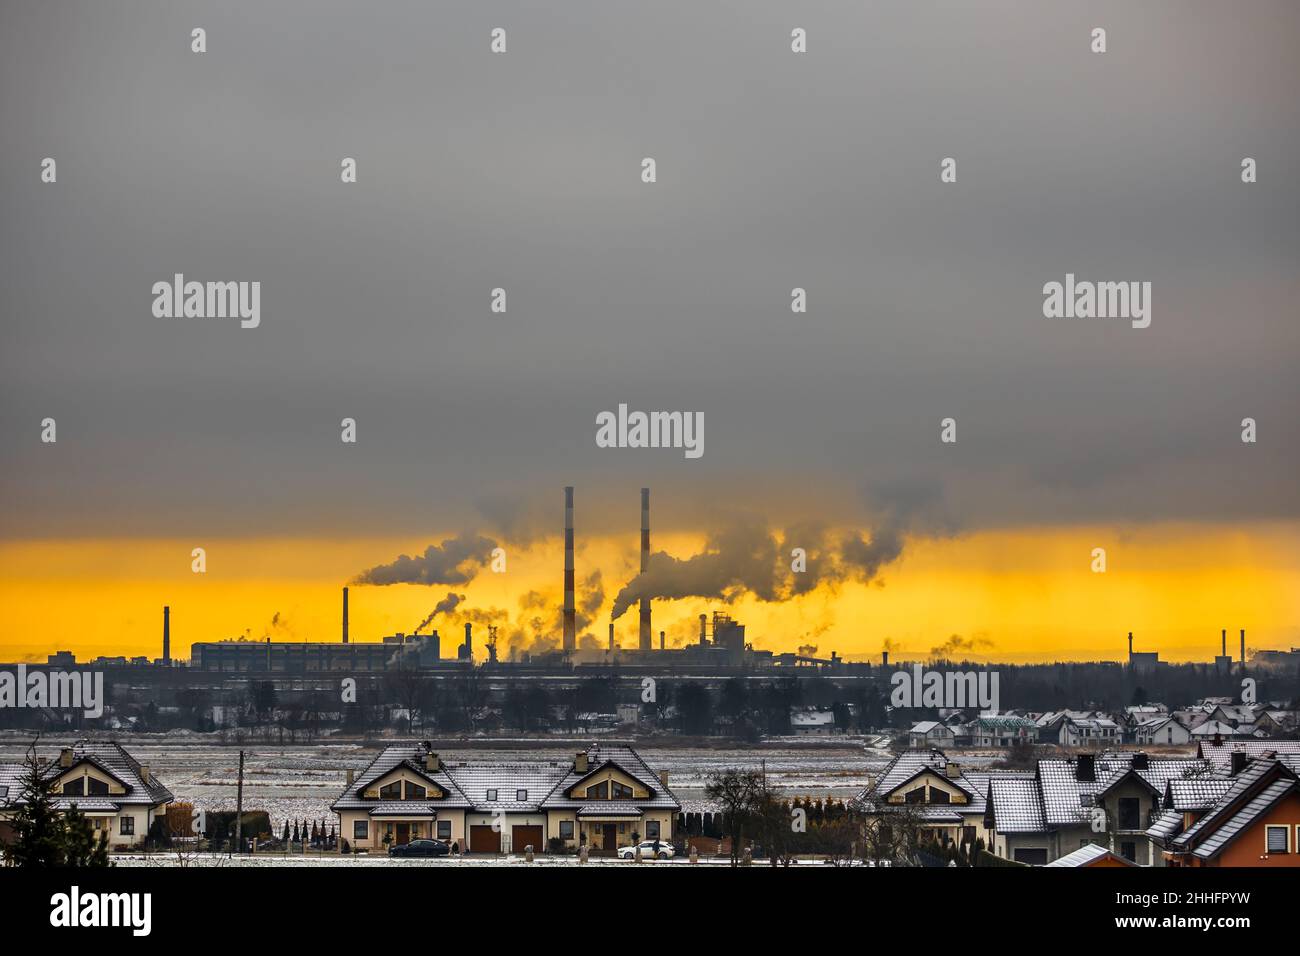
[1127,631,1133,658]
[1222,628,1227,656]
[163,605,170,663]
[659,630,665,651]
[1240,629,1246,666]
[639,488,652,651]
[608,621,615,652]
[563,487,576,653]
[342,586,349,644]
[699,613,708,647]
[463,622,473,661]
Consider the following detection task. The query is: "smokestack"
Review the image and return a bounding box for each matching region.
[639,488,651,651]
[1222,628,1227,657]
[608,621,615,651]
[1127,631,1133,657]
[659,630,665,651]
[882,650,889,668]
[342,586,349,644]
[163,605,170,663]
[563,487,576,653]
[699,613,708,647]
[463,622,473,661]
[1240,629,1246,666]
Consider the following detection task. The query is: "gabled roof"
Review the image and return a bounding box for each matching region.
[1146,809,1184,842]
[330,744,474,811]
[1044,843,1138,867]
[0,741,173,809]
[1163,777,1233,812]
[540,745,680,811]
[1196,739,1300,773]
[986,776,1045,832]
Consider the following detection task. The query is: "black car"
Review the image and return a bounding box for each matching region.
[389,839,451,858]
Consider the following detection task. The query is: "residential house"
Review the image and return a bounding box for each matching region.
[1190,719,1244,740]
[1058,715,1121,748]
[970,715,1037,747]
[0,741,173,850]
[790,708,837,736]
[331,741,680,856]
[1043,842,1139,867]
[1134,715,1192,747]
[908,720,955,749]
[982,751,1208,866]
[1196,739,1300,774]
[1151,755,1300,866]
[852,749,988,848]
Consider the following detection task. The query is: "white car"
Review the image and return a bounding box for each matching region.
[618,840,674,860]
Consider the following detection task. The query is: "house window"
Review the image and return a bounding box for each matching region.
[63,778,85,796]
[353,820,368,840]
[930,788,950,804]
[404,781,426,800]
[645,820,660,840]
[119,816,134,836]
[1120,841,1137,861]
[437,820,451,840]
[379,781,402,800]
[904,787,924,804]
[586,781,609,800]
[618,823,626,833]
[559,820,574,839]
[612,782,633,800]
[485,789,497,801]
[87,778,109,796]
[517,789,527,802]
[1266,826,1289,854]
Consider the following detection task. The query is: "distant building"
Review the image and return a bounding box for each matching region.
[1134,716,1192,747]
[909,720,956,749]
[790,709,836,736]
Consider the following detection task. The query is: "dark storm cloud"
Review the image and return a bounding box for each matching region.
[0,1,1296,540]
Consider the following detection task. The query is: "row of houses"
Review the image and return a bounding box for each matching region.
[908,698,1299,750]
[851,739,1300,867]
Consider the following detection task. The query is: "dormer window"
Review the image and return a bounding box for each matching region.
[379,781,402,800]
[586,781,609,800]
[404,782,426,800]
[87,777,109,796]
[486,789,498,801]
[63,778,85,796]
[612,782,633,800]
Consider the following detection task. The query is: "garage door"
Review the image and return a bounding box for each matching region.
[512,825,544,854]
[469,825,501,853]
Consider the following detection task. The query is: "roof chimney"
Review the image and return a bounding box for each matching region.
[575,752,588,774]
[563,486,576,653]
[140,765,151,785]
[1230,750,1249,776]
[162,605,171,663]
[425,752,440,773]
[59,748,73,768]
[346,768,355,785]
[1131,752,1148,770]
[659,770,669,789]
[1075,754,1096,782]
[342,586,349,644]
[639,488,652,651]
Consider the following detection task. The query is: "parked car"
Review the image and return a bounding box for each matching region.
[389,839,451,858]
[618,840,674,860]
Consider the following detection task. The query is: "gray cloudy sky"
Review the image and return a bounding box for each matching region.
[1,0,1296,542]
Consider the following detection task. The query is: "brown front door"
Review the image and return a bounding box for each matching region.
[469,825,501,853]
[396,823,410,846]
[512,825,544,854]
[602,824,617,852]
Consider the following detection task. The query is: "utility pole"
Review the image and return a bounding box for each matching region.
[234,749,245,855]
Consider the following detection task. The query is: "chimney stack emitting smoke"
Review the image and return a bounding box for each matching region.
[563,487,576,653]
[463,622,473,661]
[699,613,708,647]
[163,606,170,663]
[608,621,615,652]
[639,488,651,651]
[342,586,349,644]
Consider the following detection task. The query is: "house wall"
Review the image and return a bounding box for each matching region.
[337,808,466,851]
[464,812,547,852]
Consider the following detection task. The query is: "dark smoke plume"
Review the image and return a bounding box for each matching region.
[413,592,464,635]
[354,532,498,586]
